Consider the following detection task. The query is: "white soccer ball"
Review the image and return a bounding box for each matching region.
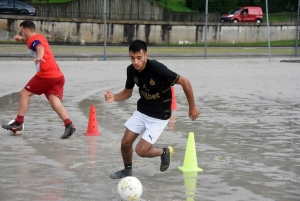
[117,176,143,201]
[8,120,24,135]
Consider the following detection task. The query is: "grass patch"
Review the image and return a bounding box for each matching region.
[0,43,293,55]
[0,45,293,55]
[265,13,295,22]
[155,40,296,47]
[0,40,296,47]
[156,0,193,12]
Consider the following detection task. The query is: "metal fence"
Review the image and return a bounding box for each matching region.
[4,0,294,22]
[31,0,209,22]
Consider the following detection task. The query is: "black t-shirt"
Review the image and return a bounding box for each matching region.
[125,59,180,120]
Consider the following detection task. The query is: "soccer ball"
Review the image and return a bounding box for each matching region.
[8,120,24,135]
[117,176,143,201]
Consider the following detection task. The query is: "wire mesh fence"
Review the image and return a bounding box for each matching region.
[1,0,297,23]
[1,0,300,60]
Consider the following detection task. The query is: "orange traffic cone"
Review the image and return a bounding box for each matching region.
[171,86,178,110]
[84,105,102,136]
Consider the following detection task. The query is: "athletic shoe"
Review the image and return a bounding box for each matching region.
[160,146,174,172]
[60,124,76,139]
[2,121,23,134]
[109,169,132,179]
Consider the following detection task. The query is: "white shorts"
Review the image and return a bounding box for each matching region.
[124,110,169,144]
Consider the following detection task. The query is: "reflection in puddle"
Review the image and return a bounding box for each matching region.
[87,137,98,164]
[183,171,198,201]
[168,113,176,131]
[0,92,20,110]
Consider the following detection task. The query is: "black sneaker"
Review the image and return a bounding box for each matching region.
[109,169,132,179]
[160,146,174,172]
[60,124,76,139]
[2,121,24,134]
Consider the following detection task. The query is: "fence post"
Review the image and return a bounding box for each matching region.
[217,0,220,22]
[204,0,208,59]
[295,0,300,57]
[78,0,81,18]
[47,0,50,17]
[130,0,133,20]
[13,0,16,15]
[190,0,194,22]
[108,0,111,19]
[137,0,140,20]
[164,0,167,21]
[266,0,271,61]
[104,0,107,60]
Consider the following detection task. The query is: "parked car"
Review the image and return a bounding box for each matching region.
[0,0,36,16]
[220,6,263,23]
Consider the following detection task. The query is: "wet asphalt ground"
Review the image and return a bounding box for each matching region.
[0,54,299,201]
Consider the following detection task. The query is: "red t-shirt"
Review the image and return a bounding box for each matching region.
[27,34,63,78]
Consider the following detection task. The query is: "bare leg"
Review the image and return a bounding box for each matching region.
[135,136,172,172]
[121,128,139,164]
[49,94,75,139]
[135,138,163,158]
[48,94,69,121]
[109,128,138,179]
[110,128,166,179]
[17,88,34,116]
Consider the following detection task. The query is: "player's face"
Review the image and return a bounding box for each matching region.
[20,27,29,42]
[129,50,148,72]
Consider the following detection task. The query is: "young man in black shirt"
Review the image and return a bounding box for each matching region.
[105,40,200,179]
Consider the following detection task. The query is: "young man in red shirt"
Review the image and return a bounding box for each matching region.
[2,20,75,139]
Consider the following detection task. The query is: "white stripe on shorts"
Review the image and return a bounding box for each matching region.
[124,110,169,144]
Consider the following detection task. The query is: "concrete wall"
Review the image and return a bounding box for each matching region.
[0,16,296,45]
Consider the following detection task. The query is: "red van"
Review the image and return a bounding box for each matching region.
[220,6,263,23]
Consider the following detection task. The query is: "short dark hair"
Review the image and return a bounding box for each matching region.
[129,40,147,53]
[20,20,35,31]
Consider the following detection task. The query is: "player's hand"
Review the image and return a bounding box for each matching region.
[14,35,23,42]
[189,106,200,121]
[34,57,45,64]
[105,90,115,104]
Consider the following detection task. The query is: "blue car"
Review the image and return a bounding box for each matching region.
[0,0,36,16]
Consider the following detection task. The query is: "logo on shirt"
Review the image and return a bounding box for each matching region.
[33,42,36,47]
[134,77,138,84]
[140,91,160,100]
[150,78,155,85]
[149,135,153,141]
[26,86,30,89]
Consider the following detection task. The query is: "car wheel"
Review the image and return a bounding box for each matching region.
[233,19,238,23]
[256,19,262,23]
[19,10,28,15]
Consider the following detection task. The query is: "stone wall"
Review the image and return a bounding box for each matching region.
[0,16,296,45]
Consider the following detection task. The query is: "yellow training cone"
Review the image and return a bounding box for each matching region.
[178,132,203,172]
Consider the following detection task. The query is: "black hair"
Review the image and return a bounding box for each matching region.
[20,20,36,31]
[129,40,147,53]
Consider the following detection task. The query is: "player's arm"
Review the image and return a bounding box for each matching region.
[176,76,200,120]
[34,45,45,63]
[105,88,133,103]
